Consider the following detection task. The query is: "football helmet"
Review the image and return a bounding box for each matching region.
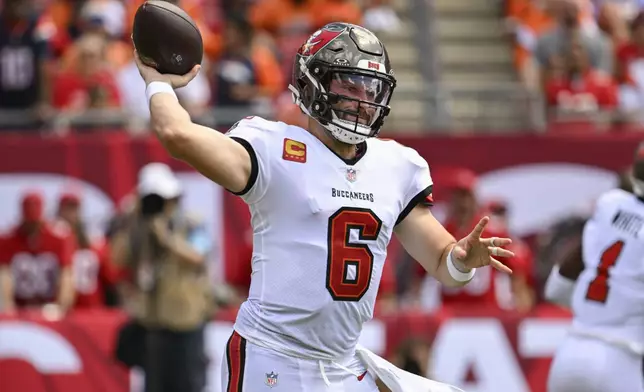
[289,22,396,144]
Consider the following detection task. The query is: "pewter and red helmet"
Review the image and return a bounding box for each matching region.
[289,23,396,144]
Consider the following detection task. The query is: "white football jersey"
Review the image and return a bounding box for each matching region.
[226,117,432,360]
[571,189,644,349]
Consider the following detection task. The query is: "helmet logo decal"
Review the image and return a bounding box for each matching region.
[298,29,343,57]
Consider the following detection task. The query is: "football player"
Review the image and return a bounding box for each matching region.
[135,22,514,391]
[545,143,644,392]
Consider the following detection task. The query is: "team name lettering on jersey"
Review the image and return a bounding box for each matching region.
[611,210,644,238]
[331,188,374,202]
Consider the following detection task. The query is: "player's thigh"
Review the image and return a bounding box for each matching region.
[548,336,644,392]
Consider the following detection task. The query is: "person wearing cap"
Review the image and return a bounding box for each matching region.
[55,192,120,309]
[0,191,77,317]
[109,162,211,392]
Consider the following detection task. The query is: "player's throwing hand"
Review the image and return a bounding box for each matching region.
[451,216,514,274]
[134,50,200,88]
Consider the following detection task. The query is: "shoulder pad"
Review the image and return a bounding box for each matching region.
[226,116,282,135]
[596,189,631,210]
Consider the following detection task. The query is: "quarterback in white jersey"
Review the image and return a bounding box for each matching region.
[545,150,644,392]
[135,22,515,392]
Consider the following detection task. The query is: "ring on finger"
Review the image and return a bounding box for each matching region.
[491,247,499,256]
[490,237,497,247]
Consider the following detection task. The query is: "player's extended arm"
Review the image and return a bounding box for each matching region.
[150,94,252,193]
[544,240,583,307]
[394,205,465,288]
[135,54,252,193]
[0,266,16,313]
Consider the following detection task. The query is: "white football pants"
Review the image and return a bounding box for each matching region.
[220,330,379,392]
[548,334,644,392]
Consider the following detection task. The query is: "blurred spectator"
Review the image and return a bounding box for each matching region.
[506,0,554,85]
[0,0,53,127]
[544,35,618,117]
[485,200,536,312]
[616,11,644,121]
[213,15,258,109]
[110,163,211,392]
[0,191,76,317]
[212,14,281,126]
[532,0,613,91]
[57,0,131,73]
[52,33,121,112]
[55,192,119,309]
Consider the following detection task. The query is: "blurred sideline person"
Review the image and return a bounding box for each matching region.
[0,191,76,318]
[545,144,644,392]
[55,192,120,309]
[110,163,212,392]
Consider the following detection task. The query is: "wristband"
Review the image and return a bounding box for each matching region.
[447,248,476,282]
[146,81,178,104]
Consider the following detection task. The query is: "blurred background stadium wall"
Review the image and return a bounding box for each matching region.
[0,0,641,391]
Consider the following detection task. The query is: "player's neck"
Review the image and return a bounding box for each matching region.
[308,121,357,160]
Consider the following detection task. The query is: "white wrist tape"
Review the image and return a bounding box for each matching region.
[447,248,476,282]
[146,81,178,104]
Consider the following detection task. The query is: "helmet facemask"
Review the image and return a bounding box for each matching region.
[290,59,395,145]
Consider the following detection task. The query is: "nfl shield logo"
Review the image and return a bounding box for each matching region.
[346,168,357,182]
[265,371,279,388]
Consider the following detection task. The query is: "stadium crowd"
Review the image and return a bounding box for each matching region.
[507,0,644,128]
[0,0,402,131]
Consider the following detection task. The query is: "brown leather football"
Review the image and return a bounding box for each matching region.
[132,0,203,75]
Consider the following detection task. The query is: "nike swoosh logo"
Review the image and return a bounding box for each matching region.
[357,371,368,381]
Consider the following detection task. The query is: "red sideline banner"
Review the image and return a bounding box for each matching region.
[0,306,571,392]
[0,132,639,282]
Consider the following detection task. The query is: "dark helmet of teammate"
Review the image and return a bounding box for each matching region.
[289,22,397,145]
[632,141,644,196]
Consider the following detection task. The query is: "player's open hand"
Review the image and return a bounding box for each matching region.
[452,216,514,274]
[134,50,200,89]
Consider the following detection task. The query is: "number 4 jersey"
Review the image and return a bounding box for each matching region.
[571,189,644,351]
[227,117,433,360]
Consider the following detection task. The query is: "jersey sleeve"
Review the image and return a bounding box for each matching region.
[225,117,273,204]
[396,148,434,225]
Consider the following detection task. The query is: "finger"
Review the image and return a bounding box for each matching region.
[481,237,513,247]
[490,258,513,274]
[172,64,201,85]
[469,216,489,239]
[488,246,515,258]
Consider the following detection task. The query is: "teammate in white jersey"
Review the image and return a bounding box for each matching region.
[545,144,644,392]
[135,22,515,392]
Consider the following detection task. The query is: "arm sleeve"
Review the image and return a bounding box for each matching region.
[395,148,434,225]
[225,118,273,205]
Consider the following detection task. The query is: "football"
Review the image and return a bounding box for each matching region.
[132,0,203,75]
